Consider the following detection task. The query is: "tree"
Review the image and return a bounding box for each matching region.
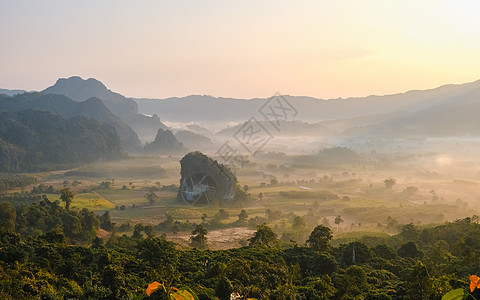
[216,209,229,220]
[144,225,156,238]
[60,187,74,211]
[258,192,264,200]
[145,191,159,205]
[397,241,424,258]
[238,209,248,224]
[399,223,419,242]
[340,265,370,298]
[137,237,179,281]
[190,224,208,250]
[340,242,372,266]
[321,217,330,227]
[132,224,144,239]
[0,202,16,232]
[292,216,306,231]
[405,261,431,300]
[372,244,397,260]
[215,277,233,300]
[249,223,279,247]
[100,211,113,231]
[102,265,125,298]
[384,177,396,189]
[334,215,344,229]
[306,225,333,251]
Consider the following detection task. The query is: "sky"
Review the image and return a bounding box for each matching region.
[1,0,480,99]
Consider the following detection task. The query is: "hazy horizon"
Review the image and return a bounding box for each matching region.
[2,1,480,99]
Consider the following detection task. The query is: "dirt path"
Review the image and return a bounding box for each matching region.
[167,227,255,250]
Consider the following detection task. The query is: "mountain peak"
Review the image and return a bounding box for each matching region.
[45,76,109,101]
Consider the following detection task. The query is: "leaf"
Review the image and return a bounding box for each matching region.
[471,275,480,292]
[146,281,163,297]
[169,288,199,300]
[441,289,470,300]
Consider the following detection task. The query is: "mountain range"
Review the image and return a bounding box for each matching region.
[135,79,480,138]
[3,76,480,161]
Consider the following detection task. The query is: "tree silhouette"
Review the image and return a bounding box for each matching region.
[145,191,159,205]
[334,215,344,229]
[190,224,208,250]
[60,187,74,212]
[249,223,278,247]
[384,177,396,189]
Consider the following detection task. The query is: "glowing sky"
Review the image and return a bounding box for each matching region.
[1,0,480,99]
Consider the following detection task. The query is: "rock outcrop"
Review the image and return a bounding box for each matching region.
[177,152,236,205]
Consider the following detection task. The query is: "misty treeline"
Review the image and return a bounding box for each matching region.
[0,201,480,299]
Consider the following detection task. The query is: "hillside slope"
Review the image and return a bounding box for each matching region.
[0,110,125,171]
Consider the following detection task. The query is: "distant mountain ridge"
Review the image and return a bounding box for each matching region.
[135,80,480,124]
[135,79,480,139]
[0,88,27,96]
[42,76,167,142]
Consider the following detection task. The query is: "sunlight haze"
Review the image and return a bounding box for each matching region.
[1,0,480,98]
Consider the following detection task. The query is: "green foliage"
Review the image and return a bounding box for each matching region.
[398,241,424,258]
[306,225,332,251]
[0,197,101,243]
[60,187,74,211]
[190,224,208,250]
[405,261,431,300]
[441,289,469,300]
[100,211,114,231]
[0,202,16,232]
[1,203,480,299]
[215,277,233,300]
[249,223,279,247]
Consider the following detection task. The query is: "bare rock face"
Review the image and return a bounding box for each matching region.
[177,152,236,205]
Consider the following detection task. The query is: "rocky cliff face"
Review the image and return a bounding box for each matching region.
[177,152,236,205]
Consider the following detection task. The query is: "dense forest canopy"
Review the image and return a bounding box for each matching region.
[0,199,479,299]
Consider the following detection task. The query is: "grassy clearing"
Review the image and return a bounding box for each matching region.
[71,193,115,210]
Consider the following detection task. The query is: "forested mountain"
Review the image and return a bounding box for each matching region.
[0,110,124,171]
[42,76,167,142]
[0,93,140,151]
